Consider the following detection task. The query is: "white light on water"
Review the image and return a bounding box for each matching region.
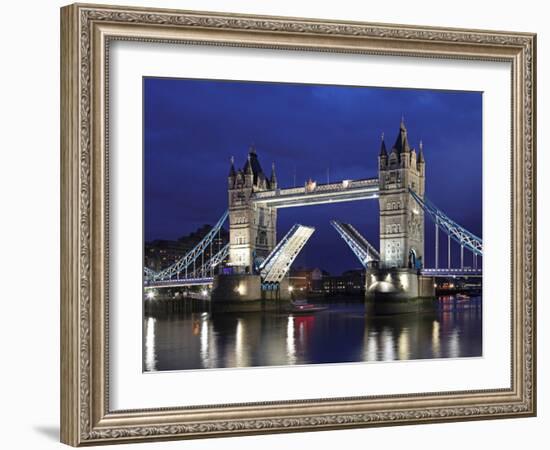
[448,329,460,358]
[235,320,249,367]
[381,327,395,361]
[144,317,157,371]
[286,316,296,365]
[432,321,441,358]
[200,318,209,367]
[146,290,156,300]
[398,329,410,360]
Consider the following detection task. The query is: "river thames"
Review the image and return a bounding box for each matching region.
[143,296,482,372]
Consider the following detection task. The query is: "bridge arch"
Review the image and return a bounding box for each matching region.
[408,248,417,269]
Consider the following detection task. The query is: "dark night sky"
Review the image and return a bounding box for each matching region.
[144,78,482,275]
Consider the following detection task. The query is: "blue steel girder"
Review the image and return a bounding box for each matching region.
[144,267,156,278]
[408,189,483,256]
[148,210,229,281]
[195,243,229,278]
[330,220,380,268]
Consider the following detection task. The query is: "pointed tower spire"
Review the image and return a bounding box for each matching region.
[243,152,254,188]
[249,142,256,155]
[228,156,236,188]
[270,162,277,188]
[392,117,410,154]
[245,152,253,175]
[418,139,425,163]
[379,132,388,157]
[228,155,236,176]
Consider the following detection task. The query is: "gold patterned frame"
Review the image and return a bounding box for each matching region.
[60,3,536,446]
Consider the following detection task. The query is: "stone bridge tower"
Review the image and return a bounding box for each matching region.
[227,146,277,274]
[378,119,425,269]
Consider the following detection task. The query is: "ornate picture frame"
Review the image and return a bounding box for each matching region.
[60,3,536,446]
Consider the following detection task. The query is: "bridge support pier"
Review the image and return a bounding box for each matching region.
[365,268,435,315]
[210,274,291,312]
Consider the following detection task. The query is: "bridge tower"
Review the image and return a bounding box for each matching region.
[378,119,425,269]
[227,145,277,274]
[366,119,433,313]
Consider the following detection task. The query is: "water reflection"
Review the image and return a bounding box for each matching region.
[199,314,209,367]
[144,296,482,371]
[432,320,441,358]
[144,317,157,372]
[286,316,296,365]
[381,328,396,361]
[235,319,249,367]
[398,328,410,360]
[364,330,378,361]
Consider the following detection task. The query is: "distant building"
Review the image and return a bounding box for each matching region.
[145,239,186,272]
[289,267,324,293]
[322,269,365,296]
[145,225,229,271]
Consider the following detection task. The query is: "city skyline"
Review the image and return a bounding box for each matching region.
[144,77,482,274]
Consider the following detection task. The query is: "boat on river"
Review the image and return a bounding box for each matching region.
[289,299,328,314]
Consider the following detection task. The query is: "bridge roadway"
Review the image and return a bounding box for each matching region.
[144,277,214,288]
[252,177,379,208]
[420,268,482,278]
[143,268,482,290]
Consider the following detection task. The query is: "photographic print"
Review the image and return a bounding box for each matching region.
[61,6,535,444]
[143,78,482,372]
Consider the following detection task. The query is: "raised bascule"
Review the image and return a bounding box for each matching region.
[144,119,483,313]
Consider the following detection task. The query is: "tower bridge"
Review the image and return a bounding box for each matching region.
[144,119,482,313]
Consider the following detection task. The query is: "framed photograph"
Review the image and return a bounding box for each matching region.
[60,3,536,446]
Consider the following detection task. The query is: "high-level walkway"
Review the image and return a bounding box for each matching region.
[252,178,379,208]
